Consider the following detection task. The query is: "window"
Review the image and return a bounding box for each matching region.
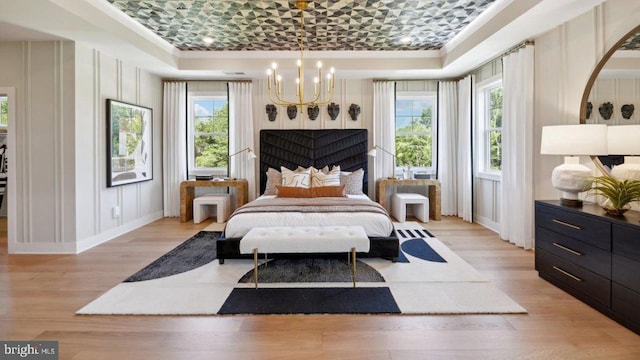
[476,78,503,177]
[0,96,7,127]
[187,95,229,176]
[395,94,437,176]
[486,85,503,172]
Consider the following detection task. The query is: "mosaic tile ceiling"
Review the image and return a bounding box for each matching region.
[620,30,640,51]
[106,0,498,51]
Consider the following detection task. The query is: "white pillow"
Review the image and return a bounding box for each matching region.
[281,166,311,188]
[340,168,364,195]
[311,166,341,187]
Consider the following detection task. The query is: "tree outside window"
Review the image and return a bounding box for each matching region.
[190,97,229,173]
[487,86,503,171]
[395,96,435,174]
[0,96,7,127]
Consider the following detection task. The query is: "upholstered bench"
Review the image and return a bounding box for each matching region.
[193,194,232,224]
[239,226,369,288]
[392,193,429,223]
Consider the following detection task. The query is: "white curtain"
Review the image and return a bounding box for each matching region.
[162,81,187,217]
[229,82,256,201]
[372,81,396,184]
[500,45,535,249]
[457,75,474,222]
[438,81,458,216]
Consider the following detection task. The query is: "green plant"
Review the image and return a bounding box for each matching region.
[588,175,640,211]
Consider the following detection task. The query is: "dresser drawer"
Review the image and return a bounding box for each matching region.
[537,249,610,307]
[613,224,640,262]
[613,253,640,293]
[535,203,610,250]
[536,226,611,277]
[612,283,640,333]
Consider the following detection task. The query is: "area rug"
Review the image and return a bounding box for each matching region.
[77,222,526,315]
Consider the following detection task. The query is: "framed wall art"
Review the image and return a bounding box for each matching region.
[106,99,153,187]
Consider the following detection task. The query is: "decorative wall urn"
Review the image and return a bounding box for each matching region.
[599,102,613,120]
[348,103,360,121]
[621,104,635,119]
[266,104,277,121]
[327,103,340,120]
[286,105,297,120]
[307,105,320,120]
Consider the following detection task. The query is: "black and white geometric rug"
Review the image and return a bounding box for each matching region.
[77,222,526,315]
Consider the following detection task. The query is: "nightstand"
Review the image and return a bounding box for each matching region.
[375,178,441,221]
[180,179,248,223]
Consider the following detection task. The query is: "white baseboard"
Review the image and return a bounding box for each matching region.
[474,214,500,234]
[8,241,77,254]
[8,211,163,254]
[76,211,164,253]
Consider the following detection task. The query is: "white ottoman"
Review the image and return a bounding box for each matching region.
[392,193,429,223]
[239,226,369,288]
[193,194,232,224]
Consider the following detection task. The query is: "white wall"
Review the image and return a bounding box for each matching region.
[0,40,163,253]
[74,44,163,253]
[251,78,375,194]
[534,0,640,200]
[0,41,77,253]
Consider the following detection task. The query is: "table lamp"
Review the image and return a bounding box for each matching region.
[540,124,608,206]
[227,147,256,179]
[608,125,640,181]
[229,147,257,161]
[368,145,396,179]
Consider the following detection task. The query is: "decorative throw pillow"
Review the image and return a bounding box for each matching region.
[311,185,346,197]
[281,166,311,188]
[276,185,312,198]
[340,168,364,195]
[263,167,282,195]
[311,166,341,187]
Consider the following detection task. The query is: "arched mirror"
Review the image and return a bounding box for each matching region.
[580,25,640,174]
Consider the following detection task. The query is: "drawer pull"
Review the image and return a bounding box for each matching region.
[553,266,583,282]
[552,219,582,230]
[552,242,583,256]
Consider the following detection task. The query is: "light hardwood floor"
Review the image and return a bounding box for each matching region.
[1,216,639,359]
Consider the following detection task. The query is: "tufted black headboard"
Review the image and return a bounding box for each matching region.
[259,129,368,194]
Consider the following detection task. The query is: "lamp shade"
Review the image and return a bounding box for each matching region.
[607,125,640,155]
[540,124,608,155]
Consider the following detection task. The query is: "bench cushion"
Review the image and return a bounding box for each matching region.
[240,226,369,254]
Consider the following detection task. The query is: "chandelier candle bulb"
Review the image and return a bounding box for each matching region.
[277,75,282,95]
[266,70,272,90]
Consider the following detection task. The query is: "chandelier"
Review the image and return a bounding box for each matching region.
[266,0,335,109]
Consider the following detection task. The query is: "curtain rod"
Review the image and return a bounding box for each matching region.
[162,79,253,83]
[501,40,534,58]
[466,39,535,76]
[373,40,535,83]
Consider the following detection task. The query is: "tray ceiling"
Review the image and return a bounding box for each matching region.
[105,0,498,51]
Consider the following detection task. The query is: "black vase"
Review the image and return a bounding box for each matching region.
[327,103,340,120]
[307,105,319,121]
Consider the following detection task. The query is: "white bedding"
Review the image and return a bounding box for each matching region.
[224,194,394,238]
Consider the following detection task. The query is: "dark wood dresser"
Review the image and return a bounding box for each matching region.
[535,200,640,334]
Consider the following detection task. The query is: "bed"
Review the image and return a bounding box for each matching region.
[217,129,399,263]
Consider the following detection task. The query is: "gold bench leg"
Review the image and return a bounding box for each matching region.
[253,248,258,289]
[351,247,356,288]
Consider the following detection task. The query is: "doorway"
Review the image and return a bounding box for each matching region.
[0,87,16,251]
